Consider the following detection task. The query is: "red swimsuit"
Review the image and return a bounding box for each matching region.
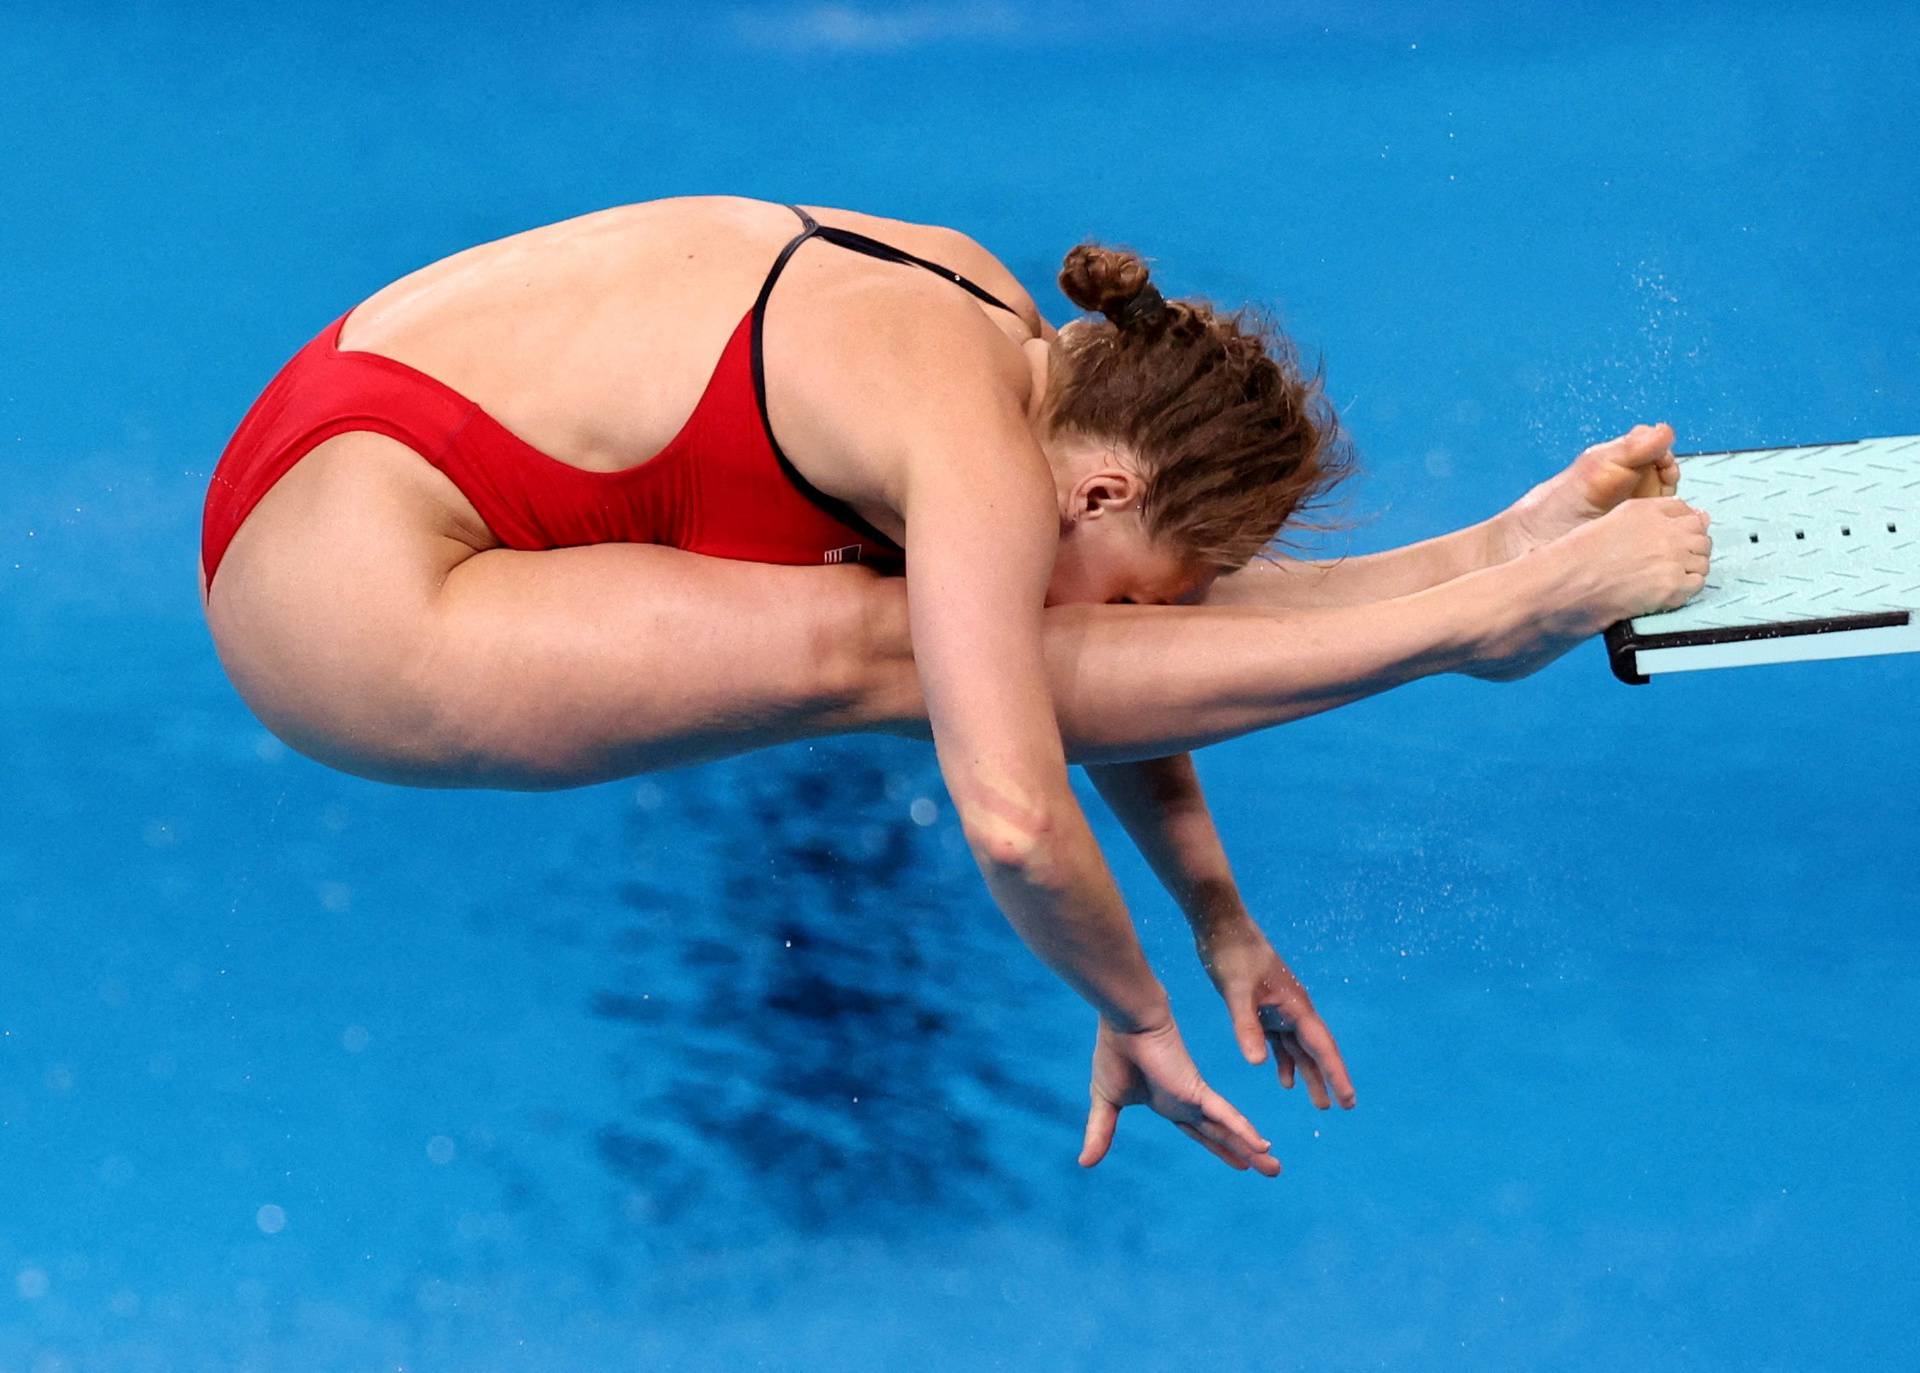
[199,204,1021,595]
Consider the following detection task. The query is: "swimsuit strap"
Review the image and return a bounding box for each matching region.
[769,204,1025,319]
[743,206,1026,556]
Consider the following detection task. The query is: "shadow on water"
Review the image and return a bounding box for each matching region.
[591,736,1076,1236]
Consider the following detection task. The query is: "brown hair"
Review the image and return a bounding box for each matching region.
[1047,240,1354,570]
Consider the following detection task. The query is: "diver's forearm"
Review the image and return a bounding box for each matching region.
[1083,755,1246,933]
[1207,512,1512,610]
[974,801,1172,1032]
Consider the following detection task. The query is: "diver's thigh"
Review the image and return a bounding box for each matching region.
[208,428,902,789]
[424,543,891,788]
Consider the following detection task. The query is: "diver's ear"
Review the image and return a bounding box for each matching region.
[1076,467,1145,519]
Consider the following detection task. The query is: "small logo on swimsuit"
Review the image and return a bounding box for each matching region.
[824,545,862,564]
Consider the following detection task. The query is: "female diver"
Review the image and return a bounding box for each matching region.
[200,195,1711,1179]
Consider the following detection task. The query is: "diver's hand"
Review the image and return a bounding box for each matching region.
[1079,1015,1282,1177]
[1495,422,1682,560]
[1197,917,1356,1110]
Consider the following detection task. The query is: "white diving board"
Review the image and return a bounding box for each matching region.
[1606,433,1920,683]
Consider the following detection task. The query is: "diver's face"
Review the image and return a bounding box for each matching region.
[1039,433,1218,607]
[1045,509,1217,608]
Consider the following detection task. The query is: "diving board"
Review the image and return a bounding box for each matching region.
[1606,433,1920,684]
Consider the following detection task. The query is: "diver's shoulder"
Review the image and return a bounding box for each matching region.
[792,203,1051,340]
[828,282,1036,442]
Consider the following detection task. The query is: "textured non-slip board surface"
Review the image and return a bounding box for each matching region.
[1628,434,1920,635]
[1605,433,1920,681]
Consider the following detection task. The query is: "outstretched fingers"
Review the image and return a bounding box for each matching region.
[1083,1085,1279,1176]
[1229,999,1270,1065]
[1273,1036,1298,1089]
[1178,1121,1251,1170]
[1283,1034,1332,1108]
[1290,1020,1358,1109]
[1195,1085,1276,1165]
[1192,1114,1283,1176]
[1079,1093,1120,1168]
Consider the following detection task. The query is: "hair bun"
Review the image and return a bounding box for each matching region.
[1058,242,1158,327]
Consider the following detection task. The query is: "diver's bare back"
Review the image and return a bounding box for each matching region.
[334,193,1045,507]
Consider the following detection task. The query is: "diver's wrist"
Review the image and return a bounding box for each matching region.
[1099,986,1174,1036]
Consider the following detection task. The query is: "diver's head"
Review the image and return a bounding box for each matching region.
[1041,431,1215,607]
[1035,242,1354,608]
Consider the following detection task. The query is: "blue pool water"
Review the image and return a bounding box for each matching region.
[5,4,1918,1369]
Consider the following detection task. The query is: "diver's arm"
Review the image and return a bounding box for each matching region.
[1084,754,1356,1110]
[883,297,1279,1173]
[927,619,1165,1035]
[896,336,1171,1032]
[1082,754,1243,935]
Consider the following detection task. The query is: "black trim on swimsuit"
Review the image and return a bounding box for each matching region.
[809,221,1023,318]
[748,204,1025,554]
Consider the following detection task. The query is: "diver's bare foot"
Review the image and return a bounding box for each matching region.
[1493,422,1683,561]
[1467,495,1713,681]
